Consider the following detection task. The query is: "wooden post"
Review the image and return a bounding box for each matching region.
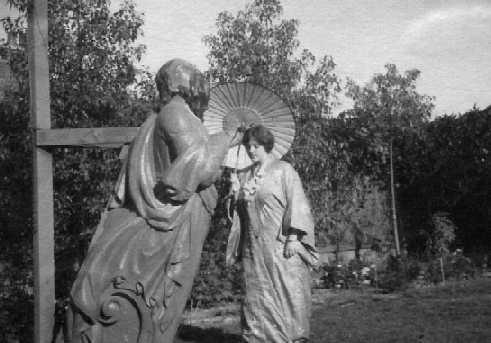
[28,1,55,342]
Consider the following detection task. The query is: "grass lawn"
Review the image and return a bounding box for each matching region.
[177,278,491,342]
[310,278,491,343]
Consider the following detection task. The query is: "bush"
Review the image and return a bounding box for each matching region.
[0,286,33,342]
[319,259,377,289]
[376,256,407,291]
[189,250,243,309]
[412,249,477,285]
[189,173,243,309]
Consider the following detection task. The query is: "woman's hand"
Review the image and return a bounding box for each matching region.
[230,172,241,193]
[284,240,303,258]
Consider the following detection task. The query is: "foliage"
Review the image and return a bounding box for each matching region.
[1,2,489,339]
[200,0,387,307]
[204,0,341,116]
[203,0,382,255]
[346,64,435,254]
[431,212,456,255]
[206,0,303,99]
[204,1,400,305]
[376,255,409,291]
[190,251,243,308]
[396,106,491,253]
[0,0,153,339]
[0,284,33,342]
[189,170,244,308]
[346,64,434,137]
[317,247,481,292]
[319,260,376,290]
[345,64,435,185]
[422,250,477,284]
[322,175,391,256]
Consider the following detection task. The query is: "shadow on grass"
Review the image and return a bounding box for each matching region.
[176,325,243,343]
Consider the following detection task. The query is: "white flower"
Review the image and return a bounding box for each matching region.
[241,169,264,201]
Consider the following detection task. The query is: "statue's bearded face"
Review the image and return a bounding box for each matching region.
[188,89,209,120]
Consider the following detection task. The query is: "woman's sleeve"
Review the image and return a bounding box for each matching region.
[283,164,316,251]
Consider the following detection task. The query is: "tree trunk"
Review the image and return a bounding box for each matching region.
[389,140,401,255]
[335,228,340,264]
[354,228,362,260]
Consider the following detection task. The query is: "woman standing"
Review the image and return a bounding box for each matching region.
[227,125,318,343]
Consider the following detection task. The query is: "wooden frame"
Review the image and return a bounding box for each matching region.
[28,2,137,342]
[36,127,138,148]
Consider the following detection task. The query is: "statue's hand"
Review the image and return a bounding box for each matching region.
[284,240,302,259]
[228,126,245,147]
[154,182,178,202]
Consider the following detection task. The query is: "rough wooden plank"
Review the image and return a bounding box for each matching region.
[28,1,55,342]
[32,147,55,343]
[36,127,139,147]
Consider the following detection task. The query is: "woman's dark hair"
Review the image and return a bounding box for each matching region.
[243,125,275,153]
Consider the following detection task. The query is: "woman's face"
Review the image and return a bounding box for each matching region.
[246,138,268,164]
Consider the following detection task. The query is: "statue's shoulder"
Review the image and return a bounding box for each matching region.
[156,98,193,131]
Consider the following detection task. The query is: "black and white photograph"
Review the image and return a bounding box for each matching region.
[1,0,490,342]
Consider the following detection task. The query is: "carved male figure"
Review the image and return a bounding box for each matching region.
[66,59,241,343]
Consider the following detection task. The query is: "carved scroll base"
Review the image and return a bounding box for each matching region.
[66,285,153,343]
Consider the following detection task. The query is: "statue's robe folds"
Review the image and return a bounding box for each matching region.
[227,160,318,343]
[70,97,228,343]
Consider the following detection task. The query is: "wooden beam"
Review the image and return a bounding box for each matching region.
[36,127,139,147]
[28,1,54,343]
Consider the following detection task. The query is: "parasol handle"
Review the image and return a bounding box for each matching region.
[234,143,241,171]
[233,122,254,169]
[226,169,239,222]
[226,124,249,222]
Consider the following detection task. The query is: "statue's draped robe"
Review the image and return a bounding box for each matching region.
[227,160,318,343]
[70,97,228,342]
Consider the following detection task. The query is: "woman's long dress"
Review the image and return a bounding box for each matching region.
[70,96,229,342]
[229,160,318,343]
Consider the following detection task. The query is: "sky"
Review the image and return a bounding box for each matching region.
[2,0,491,115]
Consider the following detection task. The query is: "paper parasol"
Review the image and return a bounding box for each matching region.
[203,82,295,170]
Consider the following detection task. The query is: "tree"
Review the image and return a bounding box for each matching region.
[204,0,301,98]
[203,0,343,242]
[0,1,152,340]
[346,64,435,254]
[422,108,490,251]
[397,106,491,254]
[202,0,392,269]
[197,0,359,303]
[203,0,340,119]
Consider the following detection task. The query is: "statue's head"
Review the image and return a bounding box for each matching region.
[155,59,210,119]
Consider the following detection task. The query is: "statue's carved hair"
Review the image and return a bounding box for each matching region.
[155,59,209,114]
